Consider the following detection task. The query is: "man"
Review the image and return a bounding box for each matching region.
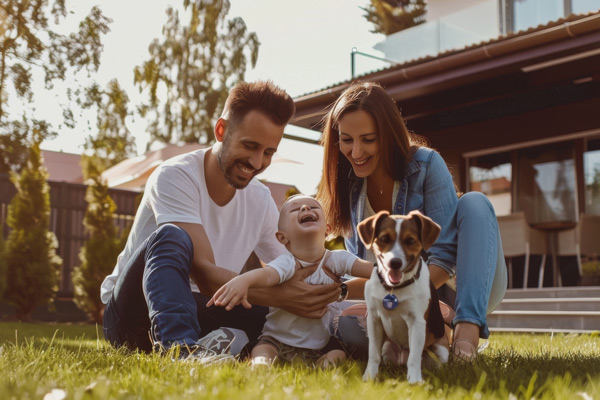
[100,81,339,359]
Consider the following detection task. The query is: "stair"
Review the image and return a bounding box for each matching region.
[488,286,600,333]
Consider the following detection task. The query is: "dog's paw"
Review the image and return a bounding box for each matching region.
[362,365,379,381]
[406,371,423,384]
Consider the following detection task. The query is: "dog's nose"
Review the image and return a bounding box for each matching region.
[390,258,403,270]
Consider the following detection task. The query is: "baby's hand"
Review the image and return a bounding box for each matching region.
[207,276,252,310]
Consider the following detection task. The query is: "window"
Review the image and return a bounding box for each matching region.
[584,138,600,215]
[469,152,512,216]
[517,142,578,225]
[572,0,600,14]
[513,0,563,32]
[504,0,600,33]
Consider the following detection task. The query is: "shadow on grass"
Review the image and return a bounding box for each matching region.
[359,349,600,398]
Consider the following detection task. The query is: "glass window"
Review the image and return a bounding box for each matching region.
[584,138,600,215]
[513,0,563,32]
[517,142,578,225]
[572,0,600,14]
[469,152,512,216]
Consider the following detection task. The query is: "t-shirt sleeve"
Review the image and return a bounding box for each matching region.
[266,253,296,283]
[330,250,360,277]
[147,164,203,226]
[253,193,286,262]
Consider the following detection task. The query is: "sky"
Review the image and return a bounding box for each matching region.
[37,0,387,155]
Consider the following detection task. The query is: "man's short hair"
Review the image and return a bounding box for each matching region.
[222,81,296,130]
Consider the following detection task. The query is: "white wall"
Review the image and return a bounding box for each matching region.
[426,0,496,21]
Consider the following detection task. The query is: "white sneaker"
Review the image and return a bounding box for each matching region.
[182,346,235,365]
[197,327,248,356]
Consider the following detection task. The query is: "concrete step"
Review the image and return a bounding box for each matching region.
[503,286,600,299]
[488,310,600,332]
[488,286,600,333]
[495,297,600,311]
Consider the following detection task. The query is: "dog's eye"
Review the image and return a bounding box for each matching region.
[404,237,417,246]
[378,234,391,244]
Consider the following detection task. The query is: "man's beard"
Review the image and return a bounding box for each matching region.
[216,136,255,190]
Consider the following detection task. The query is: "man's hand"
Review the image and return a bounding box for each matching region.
[249,263,340,319]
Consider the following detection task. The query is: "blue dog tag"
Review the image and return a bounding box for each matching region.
[383,294,399,310]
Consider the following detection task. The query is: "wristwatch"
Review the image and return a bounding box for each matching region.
[337,283,348,302]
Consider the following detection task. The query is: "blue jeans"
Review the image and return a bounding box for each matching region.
[337,192,508,358]
[103,224,268,352]
[453,192,507,337]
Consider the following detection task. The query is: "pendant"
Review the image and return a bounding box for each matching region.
[383,294,399,310]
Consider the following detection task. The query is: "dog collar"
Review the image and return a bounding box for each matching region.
[376,260,423,291]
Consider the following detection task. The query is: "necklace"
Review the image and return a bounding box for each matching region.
[369,177,385,196]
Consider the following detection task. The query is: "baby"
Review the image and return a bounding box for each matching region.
[208,194,373,367]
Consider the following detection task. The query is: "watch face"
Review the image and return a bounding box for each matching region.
[338,283,348,302]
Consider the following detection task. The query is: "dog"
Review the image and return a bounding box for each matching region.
[358,210,449,383]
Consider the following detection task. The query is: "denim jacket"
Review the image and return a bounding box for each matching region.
[345,147,459,277]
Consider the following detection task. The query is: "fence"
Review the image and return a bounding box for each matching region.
[0,174,140,297]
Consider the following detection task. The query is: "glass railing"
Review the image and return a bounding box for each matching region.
[372,0,500,65]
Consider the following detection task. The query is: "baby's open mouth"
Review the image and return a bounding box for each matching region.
[300,214,317,224]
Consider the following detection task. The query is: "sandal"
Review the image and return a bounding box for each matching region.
[451,338,478,363]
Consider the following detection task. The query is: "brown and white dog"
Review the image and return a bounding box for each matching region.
[358,210,449,383]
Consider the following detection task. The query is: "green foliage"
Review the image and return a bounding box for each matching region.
[3,141,62,320]
[0,227,6,299]
[73,173,125,323]
[362,0,427,36]
[134,0,259,146]
[0,117,54,173]
[81,79,136,171]
[0,0,111,171]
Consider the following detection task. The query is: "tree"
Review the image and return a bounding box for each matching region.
[0,0,111,172]
[81,79,136,171]
[72,78,135,323]
[0,227,6,300]
[362,0,427,36]
[134,0,259,146]
[72,161,125,323]
[3,138,61,320]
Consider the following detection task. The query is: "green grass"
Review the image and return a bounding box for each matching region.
[1,322,599,399]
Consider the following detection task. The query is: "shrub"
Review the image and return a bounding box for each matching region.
[73,174,125,323]
[3,143,62,320]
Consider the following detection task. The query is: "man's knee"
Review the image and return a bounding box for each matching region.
[151,224,194,258]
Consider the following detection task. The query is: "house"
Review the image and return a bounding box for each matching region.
[290,0,600,287]
[40,150,84,184]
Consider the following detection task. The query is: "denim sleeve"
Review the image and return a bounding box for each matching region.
[423,151,459,277]
[344,234,358,256]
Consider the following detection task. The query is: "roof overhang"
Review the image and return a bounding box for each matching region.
[292,13,600,130]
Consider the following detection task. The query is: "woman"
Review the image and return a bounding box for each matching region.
[316,82,507,361]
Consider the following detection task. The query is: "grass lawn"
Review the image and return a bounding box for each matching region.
[1,322,599,399]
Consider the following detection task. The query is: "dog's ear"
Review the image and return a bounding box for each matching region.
[407,210,441,250]
[357,211,390,249]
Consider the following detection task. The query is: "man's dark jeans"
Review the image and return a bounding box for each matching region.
[103,224,268,352]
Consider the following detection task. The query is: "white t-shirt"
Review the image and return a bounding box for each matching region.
[261,249,358,350]
[100,147,286,304]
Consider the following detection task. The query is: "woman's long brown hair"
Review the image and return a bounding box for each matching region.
[316,82,425,237]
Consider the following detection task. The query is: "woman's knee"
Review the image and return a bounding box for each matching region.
[457,192,494,219]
